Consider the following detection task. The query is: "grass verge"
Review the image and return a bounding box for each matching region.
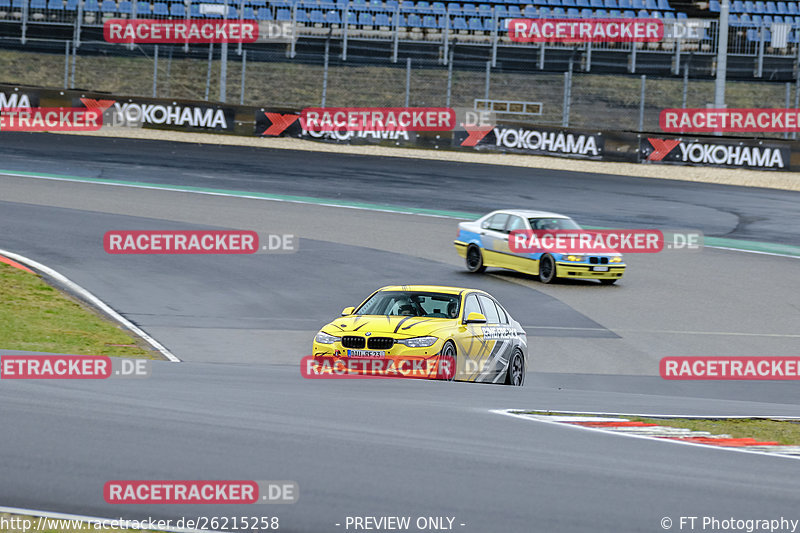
[0,262,156,358]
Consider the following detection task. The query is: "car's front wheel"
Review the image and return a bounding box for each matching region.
[438,341,457,381]
[538,254,556,284]
[466,245,486,273]
[505,348,525,386]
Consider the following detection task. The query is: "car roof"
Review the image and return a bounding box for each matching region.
[376,285,488,296]
[485,209,572,219]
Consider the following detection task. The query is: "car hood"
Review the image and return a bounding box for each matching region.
[322,315,454,337]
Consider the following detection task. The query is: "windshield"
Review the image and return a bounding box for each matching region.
[528,217,582,230]
[356,291,460,318]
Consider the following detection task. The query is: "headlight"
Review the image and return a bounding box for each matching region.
[396,336,439,348]
[565,255,584,262]
[315,331,341,344]
[609,256,622,263]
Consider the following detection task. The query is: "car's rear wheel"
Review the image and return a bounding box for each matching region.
[599,278,618,285]
[505,348,525,386]
[438,341,457,381]
[466,245,486,273]
[538,254,556,284]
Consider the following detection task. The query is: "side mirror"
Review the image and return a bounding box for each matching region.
[341,306,355,316]
[464,312,487,324]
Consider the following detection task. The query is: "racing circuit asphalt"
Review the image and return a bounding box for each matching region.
[1,132,800,532]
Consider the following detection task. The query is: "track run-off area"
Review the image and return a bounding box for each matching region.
[1,132,800,533]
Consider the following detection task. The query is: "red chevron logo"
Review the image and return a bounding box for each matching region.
[646,138,681,161]
[460,124,493,147]
[262,112,299,136]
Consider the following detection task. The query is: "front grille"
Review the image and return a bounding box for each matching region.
[367,337,394,350]
[589,257,609,264]
[341,336,365,349]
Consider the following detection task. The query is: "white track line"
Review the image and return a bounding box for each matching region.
[0,248,180,362]
[491,409,800,461]
[0,506,221,533]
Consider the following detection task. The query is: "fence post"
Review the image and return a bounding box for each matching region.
[490,9,498,67]
[682,60,689,108]
[673,37,681,75]
[584,42,591,72]
[794,55,800,140]
[443,11,450,65]
[538,41,545,70]
[70,43,77,88]
[756,23,764,78]
[445,45,454,107]
[392,5,399,62]
[184,0,189,52]
[152,45,159,98]
[290,1,297,58]
[629,41,637,73]
[783,81,792,139]
[638,74,646,132]
[240,49,247,105]
[715,0,729,108]
[405,57,411,107]
[484,60,490,100]
[562,54,573,128]
[238,0,244,55]
[74,0,83,48]
[63,41,70,89]
[322,33,330,107]
[21,0,28,44]
[130,0,137,51]
[342,3,349,61]
[205,43,214,101]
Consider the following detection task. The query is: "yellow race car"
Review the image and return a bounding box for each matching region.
[311,285,527,385]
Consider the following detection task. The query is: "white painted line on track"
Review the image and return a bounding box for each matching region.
[0,506,221,533]
[0,248,180,362]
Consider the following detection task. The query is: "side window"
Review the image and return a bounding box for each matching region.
[494,301,509,324]
[487,213,510,232]
[477,295,500,324]
[462,294,482,320]
[506,216,526,232]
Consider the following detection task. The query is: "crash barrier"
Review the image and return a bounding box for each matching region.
[1,83,797,171]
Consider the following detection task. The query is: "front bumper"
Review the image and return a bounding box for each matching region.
[555,262,626,280]
[311,339,451,379]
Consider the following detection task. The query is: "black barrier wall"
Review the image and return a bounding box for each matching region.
[1,83,797,172]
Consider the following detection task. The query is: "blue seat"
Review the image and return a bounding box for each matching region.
[788,2,798,14]
[590,0,602,7]
[0,0,11,7]
[609,8,621,15]
[604,0,617,7]
[751,13,762,25]
[420,13,435,26]
[406,12,421,24]
[753,1,766,13]
[31,0,47,8]
[324,9,339,21]
[508,5,520,16]
[765,1,777,13]
[562,0,576,6]
[645,0,657,10]
[374,11,390,24]
[709,0,719,11]
[539,6,550,16]
[566,6,579,15]
[658,0,671,9]
[468,16,482,29]
[276,7,290,18]
[431,1,445,13]
[65,0,78,10]
[477,3,491,15]
[133,1,149,14]
[169,3,184,15]
[48,0,64,9]
[294,9,308,21]
[632,0,643,9]
[152,2,168,14]
[552,6,565,15]
[762,13,773,23]
[662,9,673,17]
[594,8,606,16]
[494,5,507,16]
[241,6,255,17]
[358,11,372,23]
[636,8,648,16]
[117,0,131,12]
[576,0,589,6]
[523,5,535,15]
[83,0,100,11]
[776,1,787,13]
[189,4,202,16]
[385,0,397,9]
[452,15,466,28]
[731,0,744,11]
[618,0,631,7]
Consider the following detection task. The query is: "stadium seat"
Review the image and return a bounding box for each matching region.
[406,12,420,24]
[495,5,507,16]
[604,0,617,8]
[765,1,777,13]
[523,5,535,15]
[645,0,657,9]
[618,0,631,8]
[276,7,290,18]
[539,6,550,16]
[83,0,100,11]
[508,5,520,16]
[467,16,481,29]
[552,6,565,15]
[169,3,184,15]
[676,10,685,17]
[151,2,167,14]
[30,0,46,9]
[636,8,648,16]
[763,14,773,23]
[776,1,787,13]
[632,0,643,9]
[358,11,371,23]
[658,0,671,9]
[731,0,744,12]
[622,8,634,16]
[579,7,591,16]
[751,13,762,25]
[753,1,766,13]
[662,9,673,18]
[452,15,466,29]
[788,2,798,14]
[431,1,445,13]
[709,0,719,11]
[567,6,579,15]
[590,0,602,7]
[47,0,63,8]
[562,0,576,6]
[594,8,607,16]
[385,0,397,9]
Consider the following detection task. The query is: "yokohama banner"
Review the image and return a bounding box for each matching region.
[640,136,791,171]
[455,123,604,160]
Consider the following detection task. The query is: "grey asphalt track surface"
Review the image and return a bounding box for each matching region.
[1,132,800,532]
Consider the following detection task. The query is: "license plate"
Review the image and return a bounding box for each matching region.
[593,266,609,272]
[347,350,386,358]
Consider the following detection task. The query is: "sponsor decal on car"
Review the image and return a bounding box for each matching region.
[641,137,788,170]
[481,327,519,340]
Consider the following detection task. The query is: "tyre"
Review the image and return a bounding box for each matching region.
[599,278,618,285]
[505,348,525,386]
[438,341,457,381]
[466,245,486,273]
[538,254,556,284]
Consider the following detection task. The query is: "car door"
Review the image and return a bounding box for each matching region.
[504,215,538,274]
[475,295,515,383]
[479,213,510,267]
[454,293,486,381]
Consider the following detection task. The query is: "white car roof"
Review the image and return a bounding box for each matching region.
[487,209,572,219]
